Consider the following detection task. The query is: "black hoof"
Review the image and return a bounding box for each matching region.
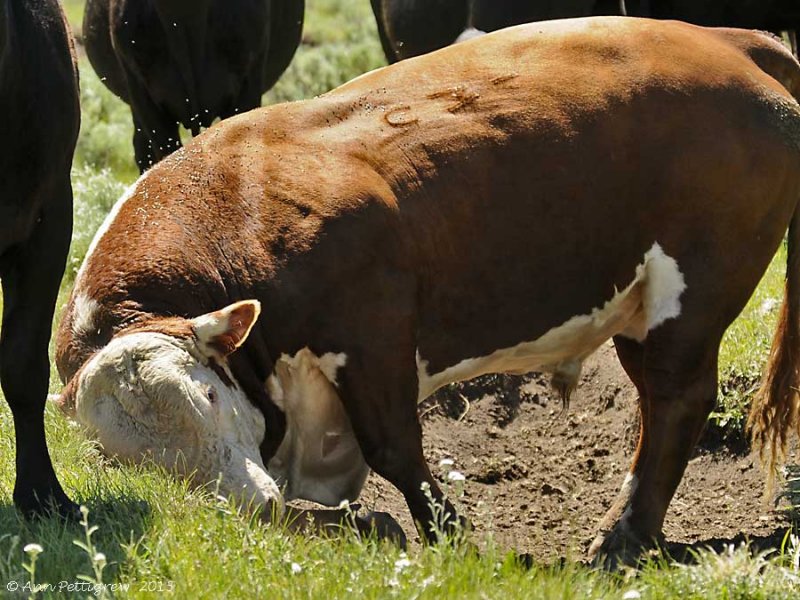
[15,486,81,522]
[588,527,660,570]
[356,511,408,549]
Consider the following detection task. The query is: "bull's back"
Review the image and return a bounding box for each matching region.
[244,19,800,371]
[63,18,800,380]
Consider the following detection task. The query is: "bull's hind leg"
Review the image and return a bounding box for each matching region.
[588,328,720,568]
[598,336,649,528]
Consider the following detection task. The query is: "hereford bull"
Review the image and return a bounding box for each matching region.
[1,0,80,517]
[56,18,800,565]
[83,0,305,172]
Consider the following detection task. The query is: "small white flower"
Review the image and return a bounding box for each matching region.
[759,297,780,316]
[94,552,107,566]
[23,543,43,555]
[338,499,350,510]
[622,591,641,600]
[438,458,455,467]
[447,470,466,482]
[394,556,412,572]
[291,562,302,574]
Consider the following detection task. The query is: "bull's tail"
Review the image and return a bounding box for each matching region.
[745,33,800,487]
[748,205,800,485]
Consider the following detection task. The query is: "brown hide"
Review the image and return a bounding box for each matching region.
[57,18,800,564]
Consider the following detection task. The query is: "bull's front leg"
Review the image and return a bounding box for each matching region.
[0,180,77,518]
[337,347,468,544]
[589,332,720,568]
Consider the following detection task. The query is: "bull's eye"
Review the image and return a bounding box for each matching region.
[206,386,217,404]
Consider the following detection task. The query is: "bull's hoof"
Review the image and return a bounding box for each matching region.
[356,511,408,549]
[587,526,660,570]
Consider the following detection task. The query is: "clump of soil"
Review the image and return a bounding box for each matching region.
[358,342,797,562]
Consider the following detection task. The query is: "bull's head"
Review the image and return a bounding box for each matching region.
[59,301,285,519]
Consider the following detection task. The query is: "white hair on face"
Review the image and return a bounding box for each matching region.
[74,331,283,517]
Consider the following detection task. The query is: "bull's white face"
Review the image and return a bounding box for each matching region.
[68,301,285,518]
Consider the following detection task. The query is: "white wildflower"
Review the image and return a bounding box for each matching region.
[23,543,43,555]
[394,555,412,572]
[447,470,466,482]
[759,297,780,316]
[291,562,302,574]
[622,591,641,600]
[438,458,455,467]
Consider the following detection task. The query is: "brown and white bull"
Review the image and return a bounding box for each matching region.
[56,18,800,565]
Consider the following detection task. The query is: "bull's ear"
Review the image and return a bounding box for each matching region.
[191,300,262,359]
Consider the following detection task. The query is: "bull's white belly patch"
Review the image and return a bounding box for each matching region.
[266,348,369,507]
[416,243,686,401]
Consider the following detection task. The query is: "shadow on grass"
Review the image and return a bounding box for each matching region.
[663,525,796,565]
[0,495,153,586]
[663,467,798,565]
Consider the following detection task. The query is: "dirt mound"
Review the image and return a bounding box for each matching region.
[358,342,796,561]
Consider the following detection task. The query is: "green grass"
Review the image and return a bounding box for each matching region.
[62,0,84,36]
[0,0,797,597]
[713,246,787,438]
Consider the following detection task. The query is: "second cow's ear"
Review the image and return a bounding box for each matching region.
[192,300,261,360]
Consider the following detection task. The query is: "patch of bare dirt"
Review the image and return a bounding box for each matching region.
[358,342,797,562]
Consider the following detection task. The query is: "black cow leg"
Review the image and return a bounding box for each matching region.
[0,181,77,519]
[132,114,181,173]
[129,80,182,172]
[370,0,398,63]
[132,116,157,173]
[223,75,264,121]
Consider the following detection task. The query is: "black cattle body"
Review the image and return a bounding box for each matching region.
[83,0,305,172]
[0,0,80,517]
[370,0,626,62]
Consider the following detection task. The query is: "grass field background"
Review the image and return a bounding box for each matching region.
[0,0,797,597]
